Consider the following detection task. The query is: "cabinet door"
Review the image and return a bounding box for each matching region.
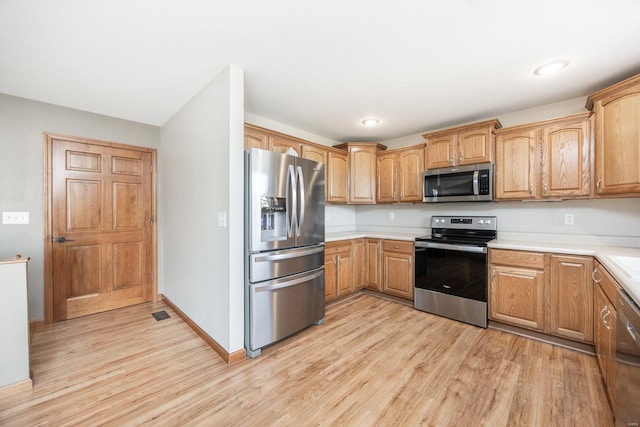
[244,127,270,150]
[302,145,328,201]
[348,145,377,204]
[495,129,540,200]
[489,265,545,331]
[327,151,348,203]
[457,127,493,165]
[365,238,382,291]
[324,255,337,302]
[376,152,397,203]
[382,246,414,300]
[549,255,593,342]
[269,135,302,156]
[542,118,591,198]
[425,134,455,169]
[352,239,365,290]
[336,252,353,296]
[594,85,640,195]
[398,148,424,202]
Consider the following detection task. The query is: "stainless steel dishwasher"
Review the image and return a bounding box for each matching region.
[616,289,640,426]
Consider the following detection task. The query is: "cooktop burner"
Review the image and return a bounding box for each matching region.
[416,215,497,246]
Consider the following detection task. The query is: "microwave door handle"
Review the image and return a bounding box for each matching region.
[473,170,479,195]
[296,165,305,236]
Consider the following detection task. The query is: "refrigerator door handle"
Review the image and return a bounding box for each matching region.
[286,164,297,237]
[254,268,324,292]
[254,245,324,262]
[296,165,305,237]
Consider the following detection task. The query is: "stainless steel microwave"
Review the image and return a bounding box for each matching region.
[423,163,493,203]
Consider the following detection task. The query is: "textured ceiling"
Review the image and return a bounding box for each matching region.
[1,0,640,141]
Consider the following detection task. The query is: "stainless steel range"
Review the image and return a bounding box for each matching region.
[414,216,497,328]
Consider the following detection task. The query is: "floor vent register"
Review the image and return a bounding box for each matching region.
[152,310,171,321]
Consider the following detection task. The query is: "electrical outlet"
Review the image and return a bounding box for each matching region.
[218,212,227,227]
[3,211,30,224]
[564,214,575,225]
[389,212,395,220]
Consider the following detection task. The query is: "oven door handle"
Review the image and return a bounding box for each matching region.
[416,241,487,254]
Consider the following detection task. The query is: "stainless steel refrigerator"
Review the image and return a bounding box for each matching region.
[244,148,325,357]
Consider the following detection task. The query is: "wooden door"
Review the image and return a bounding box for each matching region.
[594,87,640,195]
[365,239,382,291]
[397,147,424,202]
[324,254,337,302]
[376,152,397,203]
[382,240,414,300]
[457,127,493,165]
[489,265,545,331]
[549,255,593,342]
[541,117,591,198]
[47,135,155,322]
[327,150,348,203]
[348,145,377,204]
[425,133,455,169]
[301,145,328,201]
[352,239,365,290]
[495,129,540,200]
[244,127,270,150]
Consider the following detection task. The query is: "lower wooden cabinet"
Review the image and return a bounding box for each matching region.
[592,260,619,407]
[324,240,353,302]
[325,238,414,301]
[365,238,382,292]
[381,240,414,300]
[352,238,365,290]
[549,255,593,342]
[489,249,593,343]
[489,249,546,331]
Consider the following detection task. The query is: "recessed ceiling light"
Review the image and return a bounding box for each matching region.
[534,60,569,76]
[362,118,380,126]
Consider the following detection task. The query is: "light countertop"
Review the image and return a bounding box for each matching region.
[326,231,423,242]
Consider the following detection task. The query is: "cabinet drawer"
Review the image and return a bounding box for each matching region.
[325,241,352,256]
[490,249,545,269]
[382,240,414,254]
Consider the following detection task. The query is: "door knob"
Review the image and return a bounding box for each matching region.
[55,236,74,243]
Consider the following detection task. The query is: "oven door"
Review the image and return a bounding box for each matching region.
[414,241,487,302]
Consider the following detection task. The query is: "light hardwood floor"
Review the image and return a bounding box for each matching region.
[0,294,613,426]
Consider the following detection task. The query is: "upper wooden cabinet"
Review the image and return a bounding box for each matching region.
[334,143,386,204]
[244,126,270,150]
[376,144,425,203]
[422,119,502,169]
[327,150,349,203]
[586,73,640,197]
[494,113,592,201]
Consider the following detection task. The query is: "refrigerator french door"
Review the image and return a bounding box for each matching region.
[245,148,325,357]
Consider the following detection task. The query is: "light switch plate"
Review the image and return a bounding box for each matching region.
[3,211,30,224]
[218,212,227,227]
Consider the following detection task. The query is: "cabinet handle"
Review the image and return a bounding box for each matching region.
[599,305,608,321]
[592,268,602,283]
[400,192,404,198]
[458,156,463,164]
[596,179,602,193]
[602,308,612,330]
[529,186,534,195]
[337,257,342,268]
[394,245,399,249]
[449,157,454,164]
[393,192,397,200]
[491,269,496,280]
[543,183,548,195]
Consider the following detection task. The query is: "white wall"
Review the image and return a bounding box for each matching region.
[356,198,640,246]
[160,65,245,353]
[0,94,160,321]
[381,97,588,149]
